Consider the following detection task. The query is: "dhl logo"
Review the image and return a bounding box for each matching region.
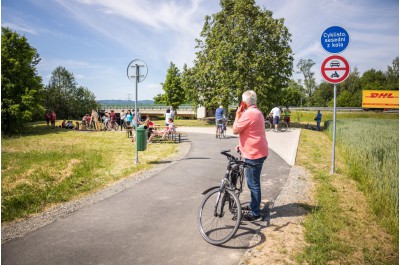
[365,93,398,99]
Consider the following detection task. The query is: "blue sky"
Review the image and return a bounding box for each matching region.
[2,0,399,100]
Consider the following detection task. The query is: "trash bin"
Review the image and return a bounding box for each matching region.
[136,125,148,151]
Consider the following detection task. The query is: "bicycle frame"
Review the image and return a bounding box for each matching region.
[211,152,245,217]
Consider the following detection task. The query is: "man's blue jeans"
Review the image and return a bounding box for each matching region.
[245,156,267,216]
[317,121,321,131]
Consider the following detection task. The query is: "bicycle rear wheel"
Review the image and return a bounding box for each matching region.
[219,126,224,139]
[198,187,242,245]
[216,126,221,139]
[279,121,288,132]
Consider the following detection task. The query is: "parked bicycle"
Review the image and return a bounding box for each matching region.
[197,149,254,245]
[265,118,288,132]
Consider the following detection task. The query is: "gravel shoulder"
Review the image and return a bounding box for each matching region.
[239,165,313,265]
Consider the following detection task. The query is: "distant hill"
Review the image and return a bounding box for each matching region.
[97,100,154,105]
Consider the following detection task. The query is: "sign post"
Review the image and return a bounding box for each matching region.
[127,59,148,164]
[321,26,350,174]
[320,55,350,174]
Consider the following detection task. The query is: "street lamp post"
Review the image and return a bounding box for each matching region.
[127,59,148,164]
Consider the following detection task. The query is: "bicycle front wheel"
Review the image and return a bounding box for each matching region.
[265,120,272,131]
[198,188,242,245]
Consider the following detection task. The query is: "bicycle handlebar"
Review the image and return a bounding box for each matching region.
[220,150,256,168]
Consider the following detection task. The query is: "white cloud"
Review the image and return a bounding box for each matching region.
[2,22,37,35]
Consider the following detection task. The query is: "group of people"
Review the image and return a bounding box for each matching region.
[43,108,180,143]
[268,106,322,131]
[44,111,57,128]
[267,105,291,132]
[79,110,101,130]
[61,120,77,129]
[132,110,177,144]
[146,108,177,143]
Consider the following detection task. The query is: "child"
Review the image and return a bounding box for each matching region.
[161,118,177,140]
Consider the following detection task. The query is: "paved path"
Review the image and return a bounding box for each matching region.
[179,127,301,166]
[2,129,300,265]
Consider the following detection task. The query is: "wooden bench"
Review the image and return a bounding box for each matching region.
[151,131,182,143]
[165,132,182,143]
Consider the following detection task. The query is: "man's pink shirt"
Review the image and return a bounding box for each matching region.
[235,105,268,159]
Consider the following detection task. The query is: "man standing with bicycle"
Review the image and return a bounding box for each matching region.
[270,104,281,132]
[232,90,268,221]
[215,105,227,133]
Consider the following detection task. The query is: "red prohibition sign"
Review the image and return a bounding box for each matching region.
[321,55,350,84]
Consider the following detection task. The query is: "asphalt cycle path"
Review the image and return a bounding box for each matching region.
[2,132,292,265]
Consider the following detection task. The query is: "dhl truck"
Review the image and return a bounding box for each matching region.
[362,90,399,111]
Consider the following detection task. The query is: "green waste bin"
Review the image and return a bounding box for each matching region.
[136,125,148,151]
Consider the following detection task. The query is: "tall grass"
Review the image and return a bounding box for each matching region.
[325,118,399,237]
[297,128,398,264]
[1,122,178,222]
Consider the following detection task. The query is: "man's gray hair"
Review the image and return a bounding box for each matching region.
[242,90,257,105]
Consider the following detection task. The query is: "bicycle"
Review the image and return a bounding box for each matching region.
[265,118,288,132]
[215,119,226,139]
[197,149,253,245]
[104,121,119,131]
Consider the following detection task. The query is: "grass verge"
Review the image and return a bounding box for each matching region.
[292,110,398,123]
[296,128,398,264]
[1,122,178,222]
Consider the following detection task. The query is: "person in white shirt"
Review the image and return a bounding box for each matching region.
[164,109,172,126]
[120,110,126,130]
[269,105,281,132]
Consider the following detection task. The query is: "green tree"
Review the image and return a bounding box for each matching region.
[385,57,399,90]
[1,27,45,134]
[43,66,77,119]
[153,93,167,104]
[187,0,293,113]
[73,86,99,117]
[181,63,198,106]
[280,80,302,107]
[336,90,357,107]
[160,62,185,111]
[43,66,99,119]
[297,59,316,99]
[360,69,386,90]
[311,82,334,107]
[338,67,361,94]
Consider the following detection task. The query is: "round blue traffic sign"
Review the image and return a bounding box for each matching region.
[321,26,350,54]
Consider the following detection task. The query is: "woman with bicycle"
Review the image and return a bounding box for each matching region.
[232,90,268,221]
